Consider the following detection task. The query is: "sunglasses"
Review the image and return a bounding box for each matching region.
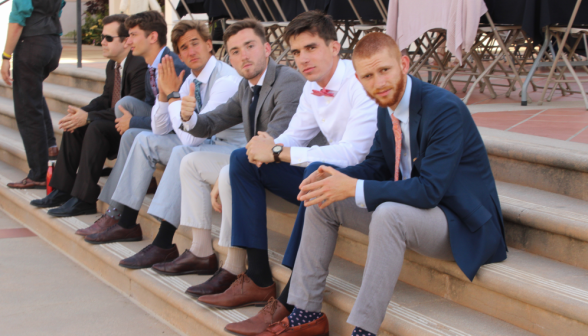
[101,34,126,43]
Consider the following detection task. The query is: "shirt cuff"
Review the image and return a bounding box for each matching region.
[355,180,367,208]
[288,147,309,167]
[182,113,198,131]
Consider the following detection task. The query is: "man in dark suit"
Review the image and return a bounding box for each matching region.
[30,14,147,216]
[261,33,507,336]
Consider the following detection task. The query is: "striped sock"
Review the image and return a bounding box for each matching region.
[287,307,323,327]
[351,326,375,336]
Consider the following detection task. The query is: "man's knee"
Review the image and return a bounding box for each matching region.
[370,202,408,237]
[114,96,138,118]
[218,164,231,189]
[229,147,251,178]
[179,151,206,181]
[303,162,323,178]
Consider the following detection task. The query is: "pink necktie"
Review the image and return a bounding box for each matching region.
[311,88,334,97]
[391,114,402,182]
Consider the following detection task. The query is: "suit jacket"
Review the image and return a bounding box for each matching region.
[186,58,306,141]
[82,51,147,122]
[130,46,190,129]
[340,75,507,281]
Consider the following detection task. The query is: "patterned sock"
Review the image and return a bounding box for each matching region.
[105,206,122,220]
[287,308,323,327]
[351,326,375,336]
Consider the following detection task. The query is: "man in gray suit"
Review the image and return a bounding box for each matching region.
[145,20,306,284]
[81,21,244,264]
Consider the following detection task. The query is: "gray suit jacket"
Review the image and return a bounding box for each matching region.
[186,58,312,142]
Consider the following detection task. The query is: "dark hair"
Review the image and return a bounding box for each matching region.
[125,11,167,47]
[102,14,130,39]
[171,20,212,54]
[284,10,337,46]
[222,19,266,45]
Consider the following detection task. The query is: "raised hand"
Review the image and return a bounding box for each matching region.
[158,55,185,101]
[115,105,132,135]
[245,132,277,167]
[180,82,196,122]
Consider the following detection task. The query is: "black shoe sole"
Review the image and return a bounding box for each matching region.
[30,199,70,208]
[152,268,217,276]
[198,300,269,310]
[118,262,154,270]
[8,185,46,190]
[47,208,97,217]
[84,236,142,245]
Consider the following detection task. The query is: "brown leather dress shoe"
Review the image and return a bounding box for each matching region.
[256,315,329,336]
[7,177,46,189]
[225,298,290,336]
[152,250,218,276]
[198,273,275,309]
[75,214,118,236]
[119,244,179,269]
[84,224,142,245]
[48,146,59,158]
[146,177,157,194]
[185,268,238,298]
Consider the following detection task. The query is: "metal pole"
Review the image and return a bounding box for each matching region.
[77,0,82,68]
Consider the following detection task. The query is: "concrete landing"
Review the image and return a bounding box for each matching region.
[0,209,180,336]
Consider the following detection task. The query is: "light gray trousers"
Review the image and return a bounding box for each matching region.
[98,96,153,210]
[149,142,237,227]
[288,198,454,334]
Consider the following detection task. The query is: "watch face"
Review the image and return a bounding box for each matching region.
[272,145,283,153]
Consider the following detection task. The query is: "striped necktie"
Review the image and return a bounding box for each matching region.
[193,78,203,113]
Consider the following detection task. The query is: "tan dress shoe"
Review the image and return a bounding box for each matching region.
[7,177,46,189]
[256,315,329,336]
[198,273,275,309]
[152,250,218,276]
[225,298,290,336]
[75,214,118,236]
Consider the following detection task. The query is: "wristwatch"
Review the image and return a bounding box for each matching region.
[167,91,180,100]
[272,145,283,163]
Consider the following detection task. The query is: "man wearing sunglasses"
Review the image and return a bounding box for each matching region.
[30,14,148,215]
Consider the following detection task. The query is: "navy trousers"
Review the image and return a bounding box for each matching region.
[230,147,328,268]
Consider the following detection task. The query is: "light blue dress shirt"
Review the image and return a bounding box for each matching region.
[355,75,413,209]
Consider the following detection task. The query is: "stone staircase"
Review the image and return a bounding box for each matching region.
[0,65,587,336]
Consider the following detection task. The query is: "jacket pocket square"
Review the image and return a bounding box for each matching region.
[413,157,417,162]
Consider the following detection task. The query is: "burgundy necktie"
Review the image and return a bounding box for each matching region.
[311,88,335,97]
[149,67,158,98]
[391,114,402,181]
[111,62,121,108]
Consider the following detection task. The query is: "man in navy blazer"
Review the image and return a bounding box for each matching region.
[262,33,507,336]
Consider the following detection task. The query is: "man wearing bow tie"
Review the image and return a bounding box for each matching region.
[195,10,378,335]
[264,32,507,336]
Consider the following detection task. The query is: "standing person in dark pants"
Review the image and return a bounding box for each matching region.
[2,0,65,189]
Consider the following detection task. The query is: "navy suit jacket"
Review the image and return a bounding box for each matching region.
[339,75,507,280]
[130,46,190,129]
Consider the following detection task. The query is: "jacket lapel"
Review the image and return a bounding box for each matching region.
[408,75,422,167]
[120,52,133,93]
[253,59,277,130]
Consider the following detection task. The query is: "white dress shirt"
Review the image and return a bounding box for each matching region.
[249,68,267,89]
[355,75,412,208]
[274,59,378,168]
[151,56,241,146]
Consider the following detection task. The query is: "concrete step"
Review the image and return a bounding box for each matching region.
[498,181,588,270]
[46,64,106,94]
[480,127,588,202]
[0,79,100,117]
[2,122,588,335]
[0,160,533,336]
[0,96,64,145]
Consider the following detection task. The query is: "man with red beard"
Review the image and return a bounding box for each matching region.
[259,32,507,336]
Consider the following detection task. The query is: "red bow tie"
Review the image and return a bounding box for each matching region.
[312,88,335,97]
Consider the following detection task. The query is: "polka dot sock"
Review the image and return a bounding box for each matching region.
[287,307,323,327]
[351,326,375,336]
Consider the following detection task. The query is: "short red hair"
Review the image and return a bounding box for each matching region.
[352,32,401,63]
